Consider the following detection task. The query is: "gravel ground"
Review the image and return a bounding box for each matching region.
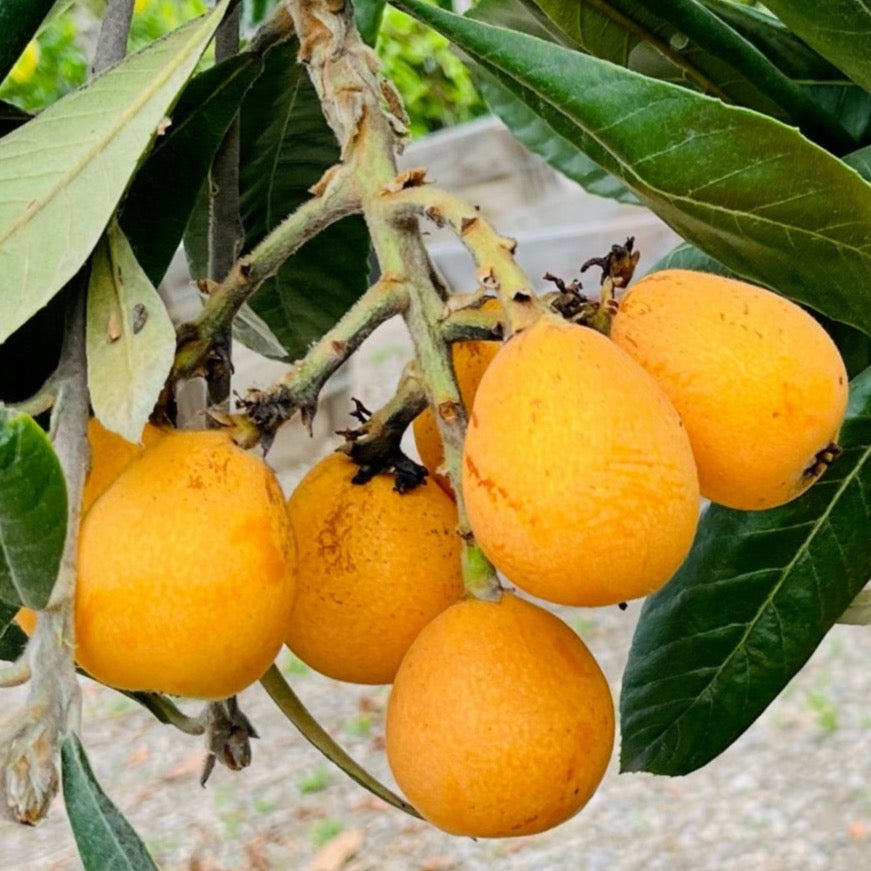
[2,599,870,871]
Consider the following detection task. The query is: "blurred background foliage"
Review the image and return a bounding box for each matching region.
[0,0,488,134]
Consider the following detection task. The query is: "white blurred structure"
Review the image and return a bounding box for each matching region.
[163,116,682,490]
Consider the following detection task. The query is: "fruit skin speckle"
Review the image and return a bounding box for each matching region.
[611,269,849,510]
[284,452,464,685]
[462,314,700,608]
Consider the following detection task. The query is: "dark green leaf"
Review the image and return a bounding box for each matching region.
[394,2,871,336]
[355,0,387,46]
[0,284,66,404]
[845,145,871,182]
[469,0,575,46]
[469,1,637,203]
[620,368,871,775]
[533,1,856,150]
[703,0,871,144]
[239,40,369,361]
[651,241,734,277]
[62,732,159,871]
[0,598,26,662]
[0,100,31,137]
[0,620,27,663]
[0,409,66,609]
[0,0,54,81]
[260,664,420,818]
[762,0,871,95]
[120,53,263,286]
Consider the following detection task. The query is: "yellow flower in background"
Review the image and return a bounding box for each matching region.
[133,0,153,12]
[8,41,40,84]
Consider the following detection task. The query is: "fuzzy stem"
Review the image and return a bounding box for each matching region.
[238,275,407,439]
[170,166,359,386]
[382,183,547,334]
[285,0,500,599]
[1,285,89,825]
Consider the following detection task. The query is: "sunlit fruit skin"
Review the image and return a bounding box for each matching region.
[413,300,502,495]
[462,314,700,607]
[285,452,464,684]
[386,592,615,838]
[610,269,849,510]
[76,430,296,700]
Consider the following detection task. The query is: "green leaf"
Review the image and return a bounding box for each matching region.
[845,144,871,182]
[703,0,871,144]
[394,1,871,336]
[232,302,287,360]
[0,0,232,344]
[239,40,370,362]
[0,409,67,609]
[120,52,263,286]
[355,0,387,46]
[0,0,55,81]
[761,0,871,95]
[0,619,27,663]
[62,732,159,871]
[620,368,871,775]
[86,223,176,443]
[469,1,637,204]
[260,665,420,818]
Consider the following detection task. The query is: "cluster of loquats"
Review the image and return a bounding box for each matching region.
[389,267,849,838]
[17,268,847,842]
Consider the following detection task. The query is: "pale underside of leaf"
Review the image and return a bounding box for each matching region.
[0,0,231,343]
[86,222,176,443]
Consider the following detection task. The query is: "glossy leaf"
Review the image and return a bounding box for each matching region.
[620,367,871,775]
[260,665,420,818]
[394,1,871,336]
[120,52,263,286]
[239,40,370,361]
[0,0,231,344]
[355,0,387,46]
[469,0,637,203]
[704,0,871,144]
[86,222,176,443]
[0,409,66,609]
[762,0,871,95]
[845,145,871,181]
[0,619,27,663]
[62,732,159,871]
[0,0,54,80]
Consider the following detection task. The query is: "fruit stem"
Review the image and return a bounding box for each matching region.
[381,183,548,336]
[236,275,408,446]
[260,663,421,817]
[281,0,502,601]
[166,162,360,392]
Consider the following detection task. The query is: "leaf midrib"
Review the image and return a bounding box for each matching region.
[633,440,870,757]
